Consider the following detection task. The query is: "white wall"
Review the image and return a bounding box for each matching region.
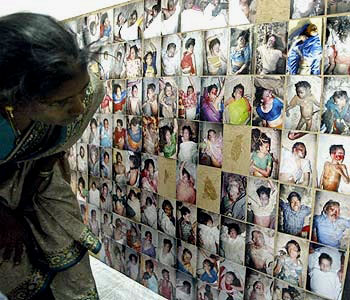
[0,0,130,20]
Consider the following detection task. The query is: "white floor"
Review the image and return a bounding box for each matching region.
[90,256,166,300]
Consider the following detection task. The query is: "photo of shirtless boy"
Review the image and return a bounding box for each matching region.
[320,144,350,192]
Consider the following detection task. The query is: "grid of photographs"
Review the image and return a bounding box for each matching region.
[66,0,350,299]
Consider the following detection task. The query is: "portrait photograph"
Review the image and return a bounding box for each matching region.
[178,76,201,120]
[244,269,274,300]
[159,77,178,118]
[99,113,113,148]
[273,233,309,288]
[177,119,199,164]
[100,147,112,180]
[124,40,142,79]
[113,115,127,150]
[143,37,161,78]
[157,262,176,299]
[287,18,323,75]
[229,25,253,75]
[109,240,126,274]
[312,190,350,250]
[99,45,114,80]
[316,134,350,194]
[126,116,142,152]
[77,142,88,173]
[320,77,350,135]
[78,199,88,225]
[273,279,305,300]
[100,211,113,239]
[99,9,113,44]
[112,182,127,217]
[197,208,220,255]
[197,281,219,300]
[112,149,127,186]
[159,118,177,160]
[255,22,287,75]
[223,76,252,125]
[125,150,140,189]
[144,0,162,39]
[88,116,100,146]
[112,214,130,245]
[306,243,345,300]
[176,201,197,245]
[324,16,350,75]
[196,248,220,287]
[125,246,140,281]
[111,79,127,115]
[250,127,281,180]
[327,0,350,14]
[99,81,113,114]
[77,172,88,203]
[245,224,275,275]
[157,197,176,237]
[141,225,158,259]
[127,79,142,116]
[126,185,141,222]
[158,232,176,268]
[88,144,100,177]
[278,184,312,239]
[176,160,197,204]
[228,0,256,26]
[88,175,101,208]
[161,0,181,35]
[199,122,223,168]
[126,221,141,252]
[143,77,159,117]
[109,43,127,79]
[279,131,316,187]
[142,116,159,155]
[141,153,159,193]
[285,76,321,132]
[177,239,198,277]
[204,28,228,76]
[176,270,196,300]
[88,205,102,239]
[141,190,158,229]
[219,216,246,266]
[290,0,324,19]
[162,34,182,76]
[181,31,204,76]
[99,178,113,213]
[140,255,159,294]
[247,177,278,229]
[252,75,285,128]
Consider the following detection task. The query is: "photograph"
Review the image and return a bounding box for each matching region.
[88,176,101,208]
[99,178,113,212]
[101,211,114,239]
[127,79,142,116]
[199,122,223,168]
[162,34,182,76]
[229,25,253,75]
[99,80,113,114]
[77,172,88,203]
[125,247,140,281]
[88,116,100,146]
[110,43,127,79]
[143,77,159,117]
[250,127,281,179]
[141,225,158,259]
[141,190,158,229]
[143,37,161,78]
[161,0,181,35]
[112,149,126,186]
[312,190,350,250]
[252,76,285,129]
[177,240,197,277]
[197,208,220,255]
[278,184,312,239]
[196,248,220,286]
[88,144,100,177]
[219,217,246,265]
[279,131,316,187]
[141,255,159,294]
[255,22,287,75]
[157,263,176,300]
[125,40,142,78]
[176,160,197,204]
[112,79,127,114]
[142,116,159,155]
[247,178,278,229]
[176,201,197,245]
[112,183,127,216]
[159,77,178,118]
[178,77,201,120]
[88,205,101,239]
[290,0,324,19]
[228,0,256,26]
[126,116,142,152]
[181,31,203,76]
[218,259,245,299]
[245,224,275,275]
[204,29,228,76]
[126,186,141,222]
[100,147,112,179]
[307,243,345,300]
[112,214,129,245]
[177,120,199,164]
[320,77,350,135]
[223,76,252,125]
[99,114,113,148]
[324,16,350,75]
[158,232,176,268]
[176,270,196,300]
[327,0,350,14]
[141,153,159,193]
[285,76,321,132]
[158,197,176,237]
[273,233,309,288]
[113,115,127,150]
[273,279,305,300]
[159,118,178,159]
[287,18,323,75]
[144,0,162,39]
[244,269,274,300]
[197,281,219,300]
[126,222,141,252]
[77,143,88,173]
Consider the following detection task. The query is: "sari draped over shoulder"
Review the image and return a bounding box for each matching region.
[0,72,103,300]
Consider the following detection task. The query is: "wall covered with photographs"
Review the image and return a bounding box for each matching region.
[66,0,350,299]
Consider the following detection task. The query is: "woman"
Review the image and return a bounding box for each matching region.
[200,259,218,284]
[250,130,273,178]
[0,13,101,298]
[206,35,227,75]
[273,240,304,287]
[179,77,198,120]
[160,121,177,159]
[141,158,158,193]
[176,161,196,204]
[125,45,142,78]
[230,30,251,74]
[219,266,244,297]
[181,38,196,75]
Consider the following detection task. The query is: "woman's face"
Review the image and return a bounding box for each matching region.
[225,273,234,285]
[91,151,97,163]
[165,86,172,97]
[183,128,190,141]
[208,88,217,102]
[164,204,172,217]
[259,142,270,154]
[79,182,83,192]
[208,130,216,142]
[188,44,194,53]
[229,228,238,239]
[228,183,240,201]
[233,88,243,100]
[183,252,192,263]
[103,185,108,196]
[183,172,189,182]
[212,43,220,55]
[132,87,138,97]
[91,122,97,133]
[203,262,211,272]
[238,36,246,48]
[148,163,154,176]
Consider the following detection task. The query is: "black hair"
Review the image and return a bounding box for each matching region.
[128,189,137,199]
[295,81,311,90]
[117,119,123,126]
[152,4,161,13]
[182,248,192,258]
[130,10,137,19]
[129,155,139,169]
[185,38,196,49]
[116,185,122,193]
[90,118,98,127]
[145,196,153,206]
[333,90,348,100]
[330,144,345,155]
[130,117,140,127]
[145,230,152,237]
[238,30,250,43]
[180,206,191,216]
[199,211,213,225]
[319,253,332,265]
[145,259,154,270]
[78,177,85,188]
[162,199,173,211]
[207,129,216,139]
[131,84,138,92]
[209,38,220,51]
[256,185,271,198]
[167,43,176,51]
[208,84,218,94]
[292,142,306,156]
[0,13,91,106]
[285,240,301,257]
[144,158,155,171]
[147,83,156,92]
[129,253,137,262]
[227,223,241,235]
[163,238,173,249]
[162,269,169,275]
[232,84,245,98]
[103,151,110,159]
[182,125,193,139]
[287,191,301,203]
[129,45,139,56]
[113,83,122,94]
[203,259,214,269]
